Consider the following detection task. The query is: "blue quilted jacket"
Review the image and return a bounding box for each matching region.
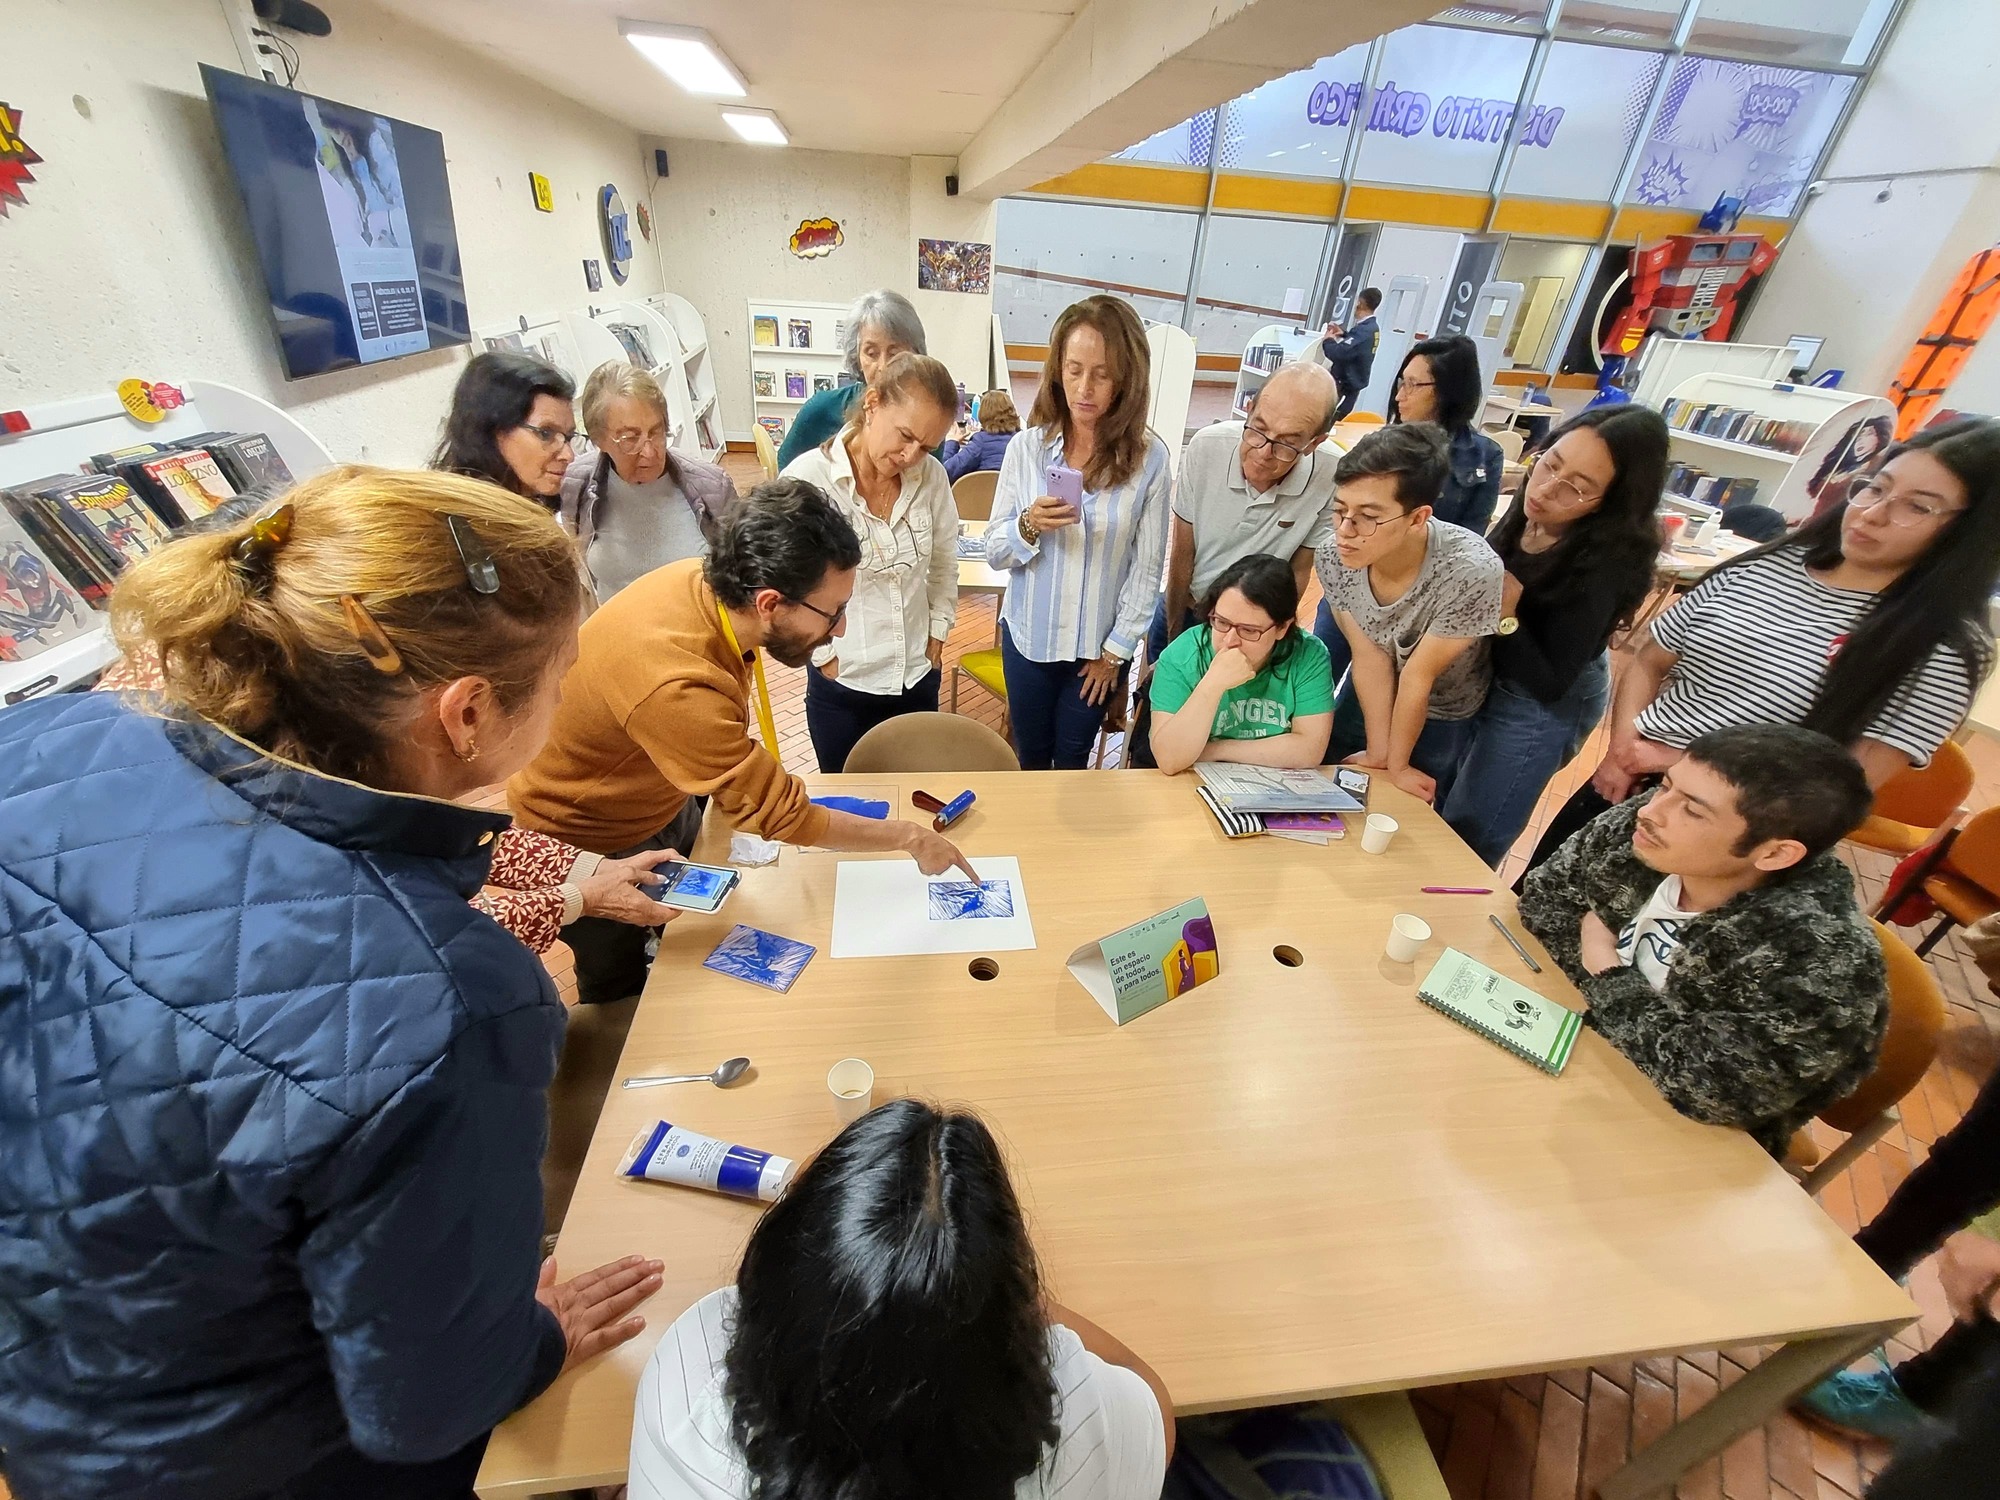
[0,692,568,1500]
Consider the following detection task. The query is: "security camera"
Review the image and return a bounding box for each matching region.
[1805,180,1827,199]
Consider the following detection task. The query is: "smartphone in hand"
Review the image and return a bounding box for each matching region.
[1044,462,1084,511]
[646,861,742,913]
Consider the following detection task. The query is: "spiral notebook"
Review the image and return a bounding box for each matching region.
[1416,948,1582,1076]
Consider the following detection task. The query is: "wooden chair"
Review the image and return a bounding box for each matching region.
[951,468,999,523]
[1875,804,2000,957]
[752,423,780,480]
[1492,426,1525,464]
[1848,738,1973,856]
[844,712,1018,773]
[1787,921,1947,1195]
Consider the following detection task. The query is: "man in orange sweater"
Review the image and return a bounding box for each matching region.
[511,476,974,1003]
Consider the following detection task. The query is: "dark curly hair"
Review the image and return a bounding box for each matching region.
[429,351,574,502]
[723,1099,1059,1500]
[1487,404,1667,641]
[704,476,863,609]
[1192,553,1305,678]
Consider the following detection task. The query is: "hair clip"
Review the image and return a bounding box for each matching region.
[446,514,500,595]
[231,502,295,589]
[339,595,404,675]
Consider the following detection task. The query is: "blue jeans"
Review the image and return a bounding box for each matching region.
[1311,598,1353,690]
[1440,652,1611,869]
[999,624,1109,770]
[1326,682,1476,803]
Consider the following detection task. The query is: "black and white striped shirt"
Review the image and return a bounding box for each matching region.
[1638,550,1979,764]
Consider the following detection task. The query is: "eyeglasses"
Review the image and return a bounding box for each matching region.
[1395,375,1435,392]
[608,430,666,456]
[519,422,576,449]
[1534,451,1602,508]
[786,595,848,631]
[1331,507,1406,537]
[1208,611,1277,643]
[1242,423,1308,463]
[1845,476,1964,528]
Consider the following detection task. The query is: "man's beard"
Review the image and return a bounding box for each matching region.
[763,621,826,669]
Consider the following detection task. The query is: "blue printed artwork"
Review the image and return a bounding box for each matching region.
[702,925,816,992]
[927,880,1015,921]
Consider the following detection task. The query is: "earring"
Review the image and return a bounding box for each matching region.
[455,738,478,764]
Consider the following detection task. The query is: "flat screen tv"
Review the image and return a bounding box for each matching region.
[201,64,470,380]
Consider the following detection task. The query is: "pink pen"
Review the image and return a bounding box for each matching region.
[1421,885,1493,895]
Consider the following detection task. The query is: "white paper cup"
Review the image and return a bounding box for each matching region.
[1384,914,1431,964]
[1361,813,1400,854]
[827,1058,874,1125]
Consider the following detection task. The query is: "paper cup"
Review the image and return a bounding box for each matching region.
[1661,513,1687,551]
[827,1058,874,1125]
[1361,813,1400,854]
[1384,914,1431,964]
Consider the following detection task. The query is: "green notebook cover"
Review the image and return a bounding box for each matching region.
[1416,947,1582,1076]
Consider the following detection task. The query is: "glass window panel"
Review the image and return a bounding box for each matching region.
[992,199,1198,347]
[1556,0,1686,48]
[1505,41,1664,200]
[1212,43,1371,180]
[1108,109,1219,168]
[1187,215,1333,355]
[1353,25,1537,193]
[1688,0,1890,69]
[1429,1,1553,32]
[1625,57,1855,217]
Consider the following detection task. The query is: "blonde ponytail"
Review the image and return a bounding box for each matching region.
[111,465,585,782]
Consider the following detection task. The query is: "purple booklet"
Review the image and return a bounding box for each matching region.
[1263,813,1345,837]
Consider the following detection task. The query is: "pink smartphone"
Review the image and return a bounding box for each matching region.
[1044,462,1084,509]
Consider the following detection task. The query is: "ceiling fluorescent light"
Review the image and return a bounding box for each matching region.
[619,20,747,98]
[721,108,788,146]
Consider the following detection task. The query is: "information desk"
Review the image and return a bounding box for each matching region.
[478,772,1911,1499]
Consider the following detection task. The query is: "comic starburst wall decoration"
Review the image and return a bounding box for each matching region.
[0,104,43,217]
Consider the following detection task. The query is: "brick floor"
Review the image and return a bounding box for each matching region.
[501,449,1998,1498]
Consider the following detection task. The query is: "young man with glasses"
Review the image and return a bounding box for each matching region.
[1153,362,1340,664]
[561,362,738,604]
[511,477,976,1006]
[1314,423,1503,802]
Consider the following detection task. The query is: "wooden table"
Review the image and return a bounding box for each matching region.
[478,773,1912,1499]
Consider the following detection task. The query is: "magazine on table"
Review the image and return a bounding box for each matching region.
[1191,762,1364,816]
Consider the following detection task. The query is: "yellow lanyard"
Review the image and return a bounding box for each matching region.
[717,603,782,764]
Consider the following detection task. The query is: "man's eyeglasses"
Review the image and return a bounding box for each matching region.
[519,422,577,449]
[1243,423,1308,463]
[787,595,849,631]
[1845,476,1963,528]
[1331,508,1404,537]
[608,430,667,456]
[1209,611,1276,643]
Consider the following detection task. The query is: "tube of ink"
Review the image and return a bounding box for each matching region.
[618,1120,795,1202]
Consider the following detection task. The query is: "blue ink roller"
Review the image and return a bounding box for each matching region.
[912,788,976,831]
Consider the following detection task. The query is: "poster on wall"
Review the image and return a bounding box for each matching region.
[918,239,993,293]
[1628,58,1854,217]
[301,97,429,363]
[0,102,42,217]
[598,184,633,286]
[529,172,553,212]
[789,217,843,259]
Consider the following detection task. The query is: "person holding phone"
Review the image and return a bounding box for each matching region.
[984,295,1172,769]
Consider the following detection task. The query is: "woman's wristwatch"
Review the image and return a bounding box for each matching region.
[1019,512,1041,545]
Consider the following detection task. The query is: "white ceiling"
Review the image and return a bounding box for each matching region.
[365,0,1084,156]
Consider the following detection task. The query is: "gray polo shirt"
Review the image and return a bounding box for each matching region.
[1172,421,1339,597]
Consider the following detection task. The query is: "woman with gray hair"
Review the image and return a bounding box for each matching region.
[561,361,738,603]
[776,288,929,467]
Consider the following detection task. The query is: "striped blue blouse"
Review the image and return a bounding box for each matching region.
[982,424,1173,664]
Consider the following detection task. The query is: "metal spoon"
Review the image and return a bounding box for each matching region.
[622,1056,751,1090]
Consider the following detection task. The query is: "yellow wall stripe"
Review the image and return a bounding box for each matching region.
[1210,174,1344,218]
[1025,161,1209,209]
[1340,184,1492,230]
[1490,197,1613,240]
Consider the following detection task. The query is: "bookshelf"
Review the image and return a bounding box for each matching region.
[748,298,849,448]
[1659,372,1896,522]
[0,379,336,705]
[645,293,724,464]
[1231,324,1320,421]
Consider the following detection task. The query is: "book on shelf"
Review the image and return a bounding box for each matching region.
[1,486,112,605]
[32,473,174,576]
[205,432,294,494]
[606,323,655,366]
[812,373,835,394]
[753,315,779,348]
[784,370,807,399]
[753,369,776,397]
[0,508,95,663]
[756,415,787,444]
[787,318,812,348]
[149,450,239,524]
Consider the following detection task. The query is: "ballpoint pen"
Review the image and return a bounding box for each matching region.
[1488,913,1543,973]
[1422,886,1492,895]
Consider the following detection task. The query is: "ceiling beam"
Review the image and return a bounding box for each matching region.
[956,0,1437,199]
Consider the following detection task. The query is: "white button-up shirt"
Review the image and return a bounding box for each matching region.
[781,436,959,695]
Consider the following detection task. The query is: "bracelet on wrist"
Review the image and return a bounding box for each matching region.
[1019,513,1040,544]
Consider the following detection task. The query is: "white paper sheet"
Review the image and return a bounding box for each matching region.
[831,857,1038,958]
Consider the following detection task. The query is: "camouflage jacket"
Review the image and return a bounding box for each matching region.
[1520,794,1888,1157]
